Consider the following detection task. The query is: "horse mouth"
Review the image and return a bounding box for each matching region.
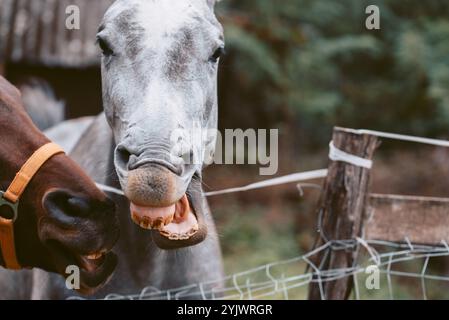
[48,241,117,294]
[130,194,199,240]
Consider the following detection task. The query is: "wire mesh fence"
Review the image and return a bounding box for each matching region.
[70,127,449,300]
[67,238,449,300]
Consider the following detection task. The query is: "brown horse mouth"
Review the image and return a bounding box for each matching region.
[130,194,199,240]
[76,252,117,294]
[47,241,117,294]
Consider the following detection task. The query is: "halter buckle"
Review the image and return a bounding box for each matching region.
[0,191,18,223]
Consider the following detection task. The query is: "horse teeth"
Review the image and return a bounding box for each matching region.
[132,213,152,230]
[188,229,198,237]
[131,213,140,224]
[152,218,165,230]
[164,214,174,226]
[86,253,103,260]
[131,211,177,231]
[140,221,151,230]
[168,234,180,240]
[159,226,199,240]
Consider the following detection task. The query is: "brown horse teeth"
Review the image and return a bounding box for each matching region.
[86,253,103,260]
[131,212,140,224]
[168,233,180,240]
[159,226,199,241]
[151,217,165,230]
[132,212,175,230]
[164,213,174,226]
[139,221,150,230]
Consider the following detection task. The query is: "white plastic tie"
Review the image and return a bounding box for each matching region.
[329,141,373,169]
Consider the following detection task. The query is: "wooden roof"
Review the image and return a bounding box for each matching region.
[0,0,114,67]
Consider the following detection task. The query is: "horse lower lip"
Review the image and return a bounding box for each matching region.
[78,252,118,293]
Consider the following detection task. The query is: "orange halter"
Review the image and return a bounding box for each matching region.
[0,143,64,270]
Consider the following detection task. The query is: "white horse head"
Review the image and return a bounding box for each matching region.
[98,0,223,248]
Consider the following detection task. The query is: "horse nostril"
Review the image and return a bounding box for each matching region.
[66,197,91,217]
[116,146,132,170]
[128,154,140,170]
[43,191,92,219]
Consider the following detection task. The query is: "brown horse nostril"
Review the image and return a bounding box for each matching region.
[66,197,92,217]
[43,190,94,220]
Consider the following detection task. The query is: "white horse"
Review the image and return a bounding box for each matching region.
[0,0,224,299]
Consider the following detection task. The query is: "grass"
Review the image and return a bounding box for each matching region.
[212,200,449,300]
[213,201,310,299]
[214,202,302,274]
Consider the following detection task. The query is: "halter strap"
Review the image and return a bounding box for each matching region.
[0,143,65,269]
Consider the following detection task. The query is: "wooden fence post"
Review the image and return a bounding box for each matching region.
[308,127,379,300]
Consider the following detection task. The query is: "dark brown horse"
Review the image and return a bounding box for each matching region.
[0,76,119,295]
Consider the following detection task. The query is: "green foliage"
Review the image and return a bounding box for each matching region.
[216,0,449,144]
[214,203,301,274]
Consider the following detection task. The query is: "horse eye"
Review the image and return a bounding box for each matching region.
[209,47,225,63]
[97,37,113,56]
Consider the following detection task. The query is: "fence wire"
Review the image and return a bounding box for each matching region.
[67,238,449,300]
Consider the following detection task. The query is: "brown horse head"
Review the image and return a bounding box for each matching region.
[0,76,119,295]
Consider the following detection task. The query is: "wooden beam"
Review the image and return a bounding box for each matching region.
[0,0,114,67]
[365,194,449,245]
[308,127,379,300]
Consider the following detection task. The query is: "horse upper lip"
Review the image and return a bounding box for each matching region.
[130,159,181,175]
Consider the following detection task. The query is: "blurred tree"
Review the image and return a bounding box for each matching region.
[216,0,449,149]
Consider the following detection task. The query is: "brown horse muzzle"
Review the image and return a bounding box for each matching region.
[40,189,119,294]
